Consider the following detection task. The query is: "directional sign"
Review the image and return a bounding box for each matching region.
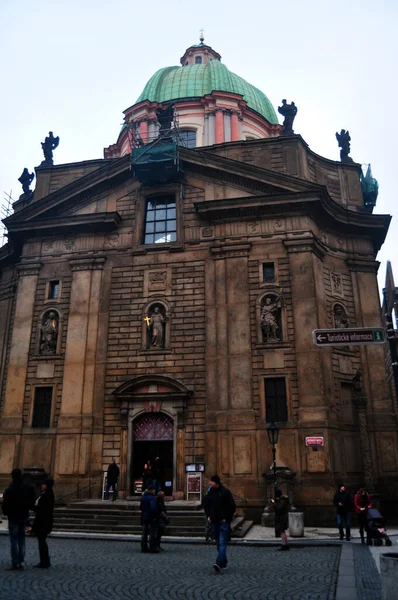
[312,327,386,347]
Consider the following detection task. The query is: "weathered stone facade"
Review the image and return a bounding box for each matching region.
[0,135,396,522]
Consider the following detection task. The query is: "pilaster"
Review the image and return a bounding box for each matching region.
[1,262,41,430]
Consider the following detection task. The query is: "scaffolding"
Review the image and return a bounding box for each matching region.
[0,190,13,248]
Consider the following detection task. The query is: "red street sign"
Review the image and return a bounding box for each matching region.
[312,327,385,347]
[305,436,324,447]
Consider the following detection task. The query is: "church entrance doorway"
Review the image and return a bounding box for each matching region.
[132,412,174,495]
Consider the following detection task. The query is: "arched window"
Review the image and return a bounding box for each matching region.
[178,130,196,149]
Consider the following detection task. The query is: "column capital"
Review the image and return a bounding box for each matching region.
[16,261,42,277]
[68,256,107,272]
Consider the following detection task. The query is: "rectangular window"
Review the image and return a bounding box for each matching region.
[262,263,275,283]
[264,378,288,422]
[144,196,177,244]
[32,387,53,428]
[48,280,60,299]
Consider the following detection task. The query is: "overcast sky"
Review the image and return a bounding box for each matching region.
[0,0,397,293]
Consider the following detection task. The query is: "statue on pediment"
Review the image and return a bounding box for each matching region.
[18,168,34,197]
[41,131,59,165]
[278,99,297,135]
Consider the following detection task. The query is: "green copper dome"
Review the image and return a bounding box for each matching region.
[136,60,279,125]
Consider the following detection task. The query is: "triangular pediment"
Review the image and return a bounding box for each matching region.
[2,146,390,253]
[5,148,323,227]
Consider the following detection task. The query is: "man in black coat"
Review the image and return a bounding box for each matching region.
[105,458,120,501]
[140,484,158,553]
[2,468,35,570]
[204,475,236,573]
[333,483,353,540]
[32,477,55,568]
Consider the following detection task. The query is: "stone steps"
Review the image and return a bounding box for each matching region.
[52,502,253,538]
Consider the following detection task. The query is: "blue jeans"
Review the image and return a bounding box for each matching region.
[337,513,351,537]
[105,482,117,501]
[8,519,27,567]
[211,521,230,567]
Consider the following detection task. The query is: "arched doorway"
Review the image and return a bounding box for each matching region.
[132,412,174,495]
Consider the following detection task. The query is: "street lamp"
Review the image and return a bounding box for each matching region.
[267,422,280,500]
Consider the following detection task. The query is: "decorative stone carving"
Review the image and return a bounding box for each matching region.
[331,272,343,297]
[201,227,214,238]
[145,304,168,348]
[261,294,282,342]
[40,310,59,354]
[333,303,349,329]
[64,239,76,251]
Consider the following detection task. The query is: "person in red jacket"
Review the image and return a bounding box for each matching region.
[354,487,372,544]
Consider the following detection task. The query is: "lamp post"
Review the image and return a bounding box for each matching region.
[267,422,280,500]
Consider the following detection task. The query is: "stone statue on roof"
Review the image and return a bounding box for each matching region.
[278,99,297,135]
[41,131,60,165]
[335,129,353,164]
[18,168,34,197]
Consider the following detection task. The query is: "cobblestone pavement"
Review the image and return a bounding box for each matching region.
[0,537,340,600]
[353,545,382,600]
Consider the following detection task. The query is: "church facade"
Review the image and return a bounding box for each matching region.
[0,40,396,521]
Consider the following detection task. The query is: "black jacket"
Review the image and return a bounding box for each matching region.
[140,491,158,523]
[333,490,353,515]
[33,488,55,536]
[107,462,120,485]
[204,485,236,524]
[2,481,35,521]
[273,495,289,534]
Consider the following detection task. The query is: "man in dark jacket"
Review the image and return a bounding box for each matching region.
[204,475,236,573]
[105,458,120,501]
[32,477,55,568]
[140,484,158,553]
[2,468,35,570]
[333,483,353,541]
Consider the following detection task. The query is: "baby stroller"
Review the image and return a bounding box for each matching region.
[366,508,392,546]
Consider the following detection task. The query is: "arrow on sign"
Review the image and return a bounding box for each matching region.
[317,334,327,342]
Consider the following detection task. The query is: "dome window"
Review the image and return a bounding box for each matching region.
[178,129,196,149]
[195,56,202,64]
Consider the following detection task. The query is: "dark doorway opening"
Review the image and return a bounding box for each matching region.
[132,412,174,495]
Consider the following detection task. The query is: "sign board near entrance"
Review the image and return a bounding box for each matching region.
[312,328,385,347]
[185,463,205,472]
[305,436,324,447]
[187,472,202,502]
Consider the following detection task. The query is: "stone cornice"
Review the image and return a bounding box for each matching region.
[283,236,326,260]
[194,191,390,252]
[16,261,42,277]
[68,256,107,272]
[346,258,380,273]
[209,242,252,259]
[6,212,122,238]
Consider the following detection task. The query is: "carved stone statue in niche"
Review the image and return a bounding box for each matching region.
[261,295,282,342]
[40,311,58,354]
[146,305,167,348]
[334,304,349,329]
